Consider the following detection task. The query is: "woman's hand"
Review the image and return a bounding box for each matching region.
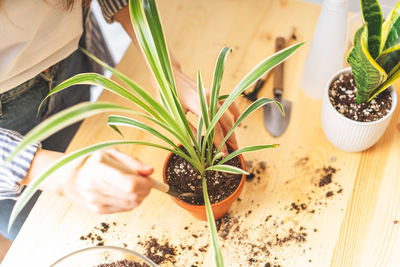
[25,149,154,214]
[174,70,240,156]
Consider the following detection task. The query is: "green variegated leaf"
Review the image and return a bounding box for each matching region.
[377,49,400,73]
[204,42,304,142]
[8,140,186,231]
[361,0,383,58]
[347,25,387,103]
[217,144,278,166]
[382,1,400,52]
[368,63,400,101]
[7,102,135,162]
[216,98,279,154]
[202,176,224,267]
[206,164,248,175]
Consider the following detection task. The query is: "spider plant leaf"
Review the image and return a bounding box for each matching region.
[210,47,232,118]
[361,0,383,58]
[129,0,177,113]
[6,102,135,162]
[202,176,224,267]
[38,73,162,122]
[218,94,229,101]
[346,25,387,103]
[143,0,177,93]
[107,115,198,167]
[216,98,279,154]
[108,115,179,149]
[109,125,124,137]
[197,115,203,150]
[80,47,174,123]
[130,0,199,155]
[381,1,400,52]
[8,140,188,231]
[204,42,304,142]
[206,164,248,175]
[217,144,278,166]
[198,70,210,127]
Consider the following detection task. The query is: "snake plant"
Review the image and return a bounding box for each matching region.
[347,0,400,103]
[6,0,303,265]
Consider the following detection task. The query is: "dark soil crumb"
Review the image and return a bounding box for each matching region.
[329,73,392,122]
[318,166,337,187]
[166,146,242,205]
[95,259,150,267]
[326,191,334,198]
[139,237,177,265]
[246,172,256,181]
[244,160,267,184]
[394,220,399,224]
[79,222,121,247]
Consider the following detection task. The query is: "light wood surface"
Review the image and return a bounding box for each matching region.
[3,0,400,266]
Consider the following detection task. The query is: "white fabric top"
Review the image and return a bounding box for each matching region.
[0,0,83,93]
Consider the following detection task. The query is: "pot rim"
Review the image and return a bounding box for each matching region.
[162,144,246,209]
[325,67,398,126]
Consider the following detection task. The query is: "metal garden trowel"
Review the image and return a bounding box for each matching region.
[263,37,292,137]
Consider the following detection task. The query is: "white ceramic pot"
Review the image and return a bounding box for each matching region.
[321,67,397,152]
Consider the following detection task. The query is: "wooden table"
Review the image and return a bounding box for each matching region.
[3,0,400,266]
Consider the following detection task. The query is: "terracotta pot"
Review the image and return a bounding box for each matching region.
[321,67,398,152]
[162,149,246,221]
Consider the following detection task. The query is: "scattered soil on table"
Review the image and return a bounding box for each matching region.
[96,259,150,267]
[79,222,118,246]
[394,220,399,224]
[166,146,242,205]
[329,72,392,122]
[245,160,267,183]
[318,166,337,187]
[138,237,177,265]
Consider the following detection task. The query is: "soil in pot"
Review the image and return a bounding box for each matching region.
[96,259,150,267]
[329,72,392,122]
[165,146,242,205]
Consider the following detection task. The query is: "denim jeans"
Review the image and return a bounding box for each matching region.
[0,49,92,240]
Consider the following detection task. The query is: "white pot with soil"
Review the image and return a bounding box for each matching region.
[321,67,397,152]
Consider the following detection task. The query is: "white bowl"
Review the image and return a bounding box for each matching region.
[50,246,158,267]
[321,67,397,152]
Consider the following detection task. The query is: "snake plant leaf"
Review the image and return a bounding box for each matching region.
[368,62,400,101]
[202,177,224,267]
[8,140,185,231]
[216,97,279,155]
[347,25,387,103]
[381,1,400,53]
[204,41,304,143]
[377,49,400,73]
[361,0,383,58]
[6,102,135,162]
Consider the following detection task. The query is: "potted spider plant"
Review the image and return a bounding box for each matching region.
[322,0,399,152]
[6,0,303,265]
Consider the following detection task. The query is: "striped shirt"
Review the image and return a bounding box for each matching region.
[0,0,128,200]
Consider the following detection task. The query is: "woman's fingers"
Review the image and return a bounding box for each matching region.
[64,149,155,214]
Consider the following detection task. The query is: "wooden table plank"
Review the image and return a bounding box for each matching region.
[3,0,400,266]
